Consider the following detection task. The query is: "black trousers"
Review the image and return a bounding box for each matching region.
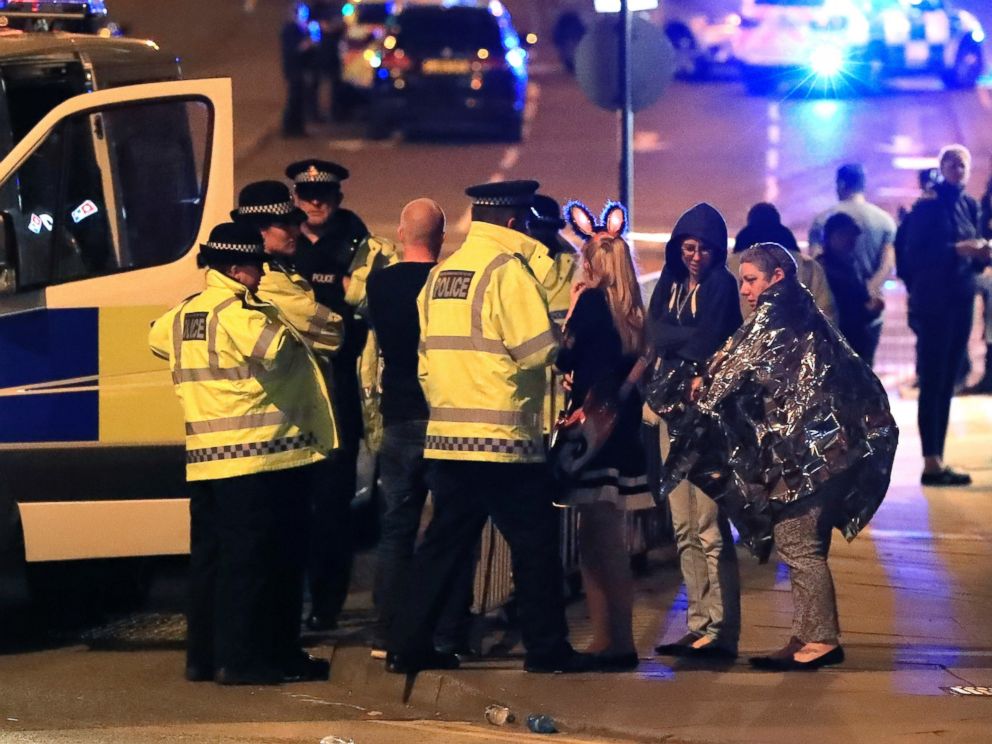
[282,73,306,136]
[187,467,309,676]
[308,447,358,621]
[917,300,973,458]
[388,460,570,661]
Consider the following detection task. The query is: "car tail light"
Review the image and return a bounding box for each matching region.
[382,49,414,73]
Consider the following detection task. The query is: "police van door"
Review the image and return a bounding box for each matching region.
[0,78,234,564]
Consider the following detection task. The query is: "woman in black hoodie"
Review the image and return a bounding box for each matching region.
[647,203,743,660]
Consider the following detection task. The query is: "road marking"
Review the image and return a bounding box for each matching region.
[764,102,780,203]
[499,147,520,171]
[329,137,398,152]
[633,130,667,153]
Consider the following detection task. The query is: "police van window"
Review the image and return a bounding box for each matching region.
[1,62,89,146]
[4,98,210,290]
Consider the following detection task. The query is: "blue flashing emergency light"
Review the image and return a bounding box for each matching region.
[810,45,844,78]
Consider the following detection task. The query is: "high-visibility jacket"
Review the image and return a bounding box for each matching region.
[417,221,559,463]
[540,243,578,433]
[258,259,344,356]
[149,269,337,482]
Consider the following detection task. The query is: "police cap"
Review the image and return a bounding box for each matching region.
[231,180,307,226]
[465,179,539,209]
[286,159,349,199]
[530,193,566,230]
[197,222,267,269]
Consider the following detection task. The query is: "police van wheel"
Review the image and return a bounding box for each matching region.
[942,42,983,89]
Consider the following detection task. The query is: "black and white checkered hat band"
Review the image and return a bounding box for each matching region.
[205,241,263,253]
[474,196,530,207]
[294,172,338,183]
[236,201,295,216]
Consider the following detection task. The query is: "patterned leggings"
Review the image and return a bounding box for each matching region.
[773,495,840,644]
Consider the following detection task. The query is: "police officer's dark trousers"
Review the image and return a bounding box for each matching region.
[187,467,309,678]
[388,460,570,661]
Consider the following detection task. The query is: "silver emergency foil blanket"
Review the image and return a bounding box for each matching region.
[658,278,899,559]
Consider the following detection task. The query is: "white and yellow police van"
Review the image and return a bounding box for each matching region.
[733,0,986,95]
[0,4,233,601]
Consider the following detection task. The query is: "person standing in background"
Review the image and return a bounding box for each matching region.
[281,1,313,138]
[904,144,991,486]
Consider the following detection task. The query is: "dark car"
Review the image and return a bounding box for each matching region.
[366,0,528,141]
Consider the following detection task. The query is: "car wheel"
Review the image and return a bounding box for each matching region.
[742,66,776,95]
[942,40,984,89]
[666,24,703,80]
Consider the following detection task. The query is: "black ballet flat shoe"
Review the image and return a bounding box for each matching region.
[750,645,845,671]
[594,652,640,672]
[683,644,738,661]
[654,632,703,657]
[921,468,971,487]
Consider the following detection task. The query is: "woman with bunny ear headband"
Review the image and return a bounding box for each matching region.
[554,200,653,672]
[644,203,744,662]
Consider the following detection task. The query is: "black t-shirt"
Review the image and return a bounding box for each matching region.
[366,262,436,424]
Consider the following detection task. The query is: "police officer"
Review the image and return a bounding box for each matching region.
[149,223,336,685]
[385,181,594,674]
[527,193,579,432]
[281,1,313,138]
[285,159,370,631]
[231,180,343,355]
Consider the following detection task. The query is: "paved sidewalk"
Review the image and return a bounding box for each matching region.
[323,395,992,744]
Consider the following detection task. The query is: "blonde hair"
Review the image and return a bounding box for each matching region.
[581,234,646,355]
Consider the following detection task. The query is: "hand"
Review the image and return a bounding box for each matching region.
[955,238,989,259]
[865,295,885,313]
[688,376,704,402]
[562,372,573,393]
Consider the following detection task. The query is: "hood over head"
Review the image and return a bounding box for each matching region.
[665,203,729,280]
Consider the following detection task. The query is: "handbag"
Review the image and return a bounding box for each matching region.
[548,356,649,482]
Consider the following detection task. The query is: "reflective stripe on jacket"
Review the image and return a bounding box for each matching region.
[540,246,578,433]
[149,269,337,481]
[258,260,344,355]
[417,221,558,463]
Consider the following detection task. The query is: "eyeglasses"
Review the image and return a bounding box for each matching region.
[681,242,711,257]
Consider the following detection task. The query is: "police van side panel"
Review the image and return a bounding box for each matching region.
[0,78,234,569]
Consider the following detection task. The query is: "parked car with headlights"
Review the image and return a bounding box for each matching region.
[366,0,528,141]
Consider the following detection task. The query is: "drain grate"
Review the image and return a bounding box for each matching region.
[942,686,992,697]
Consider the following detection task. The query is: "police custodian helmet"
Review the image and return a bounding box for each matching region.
[231,181,307,227]
[197,222,267,268]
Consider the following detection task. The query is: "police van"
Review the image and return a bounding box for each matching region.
[733,0,986,94]
[0,3,233,600]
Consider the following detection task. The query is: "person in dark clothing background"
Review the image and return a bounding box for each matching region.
[368,199,475,654]
[647,203,743,660]
[819,212,884,366]
[730,202,835,322]
[281,2,313,138]
[904,144,991,486]
[961,165,992,394]
[286,158,371,630]
[308,0,346,122]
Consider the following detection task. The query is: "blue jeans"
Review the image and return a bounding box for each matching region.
[374,420,474,649]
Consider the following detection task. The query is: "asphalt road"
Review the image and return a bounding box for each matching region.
[112,0,992,264]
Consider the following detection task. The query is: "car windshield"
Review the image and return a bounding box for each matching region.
[395,7,504,55]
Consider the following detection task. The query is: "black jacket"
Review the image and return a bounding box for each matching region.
[904,181,985,314]
[647,203,743,367]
